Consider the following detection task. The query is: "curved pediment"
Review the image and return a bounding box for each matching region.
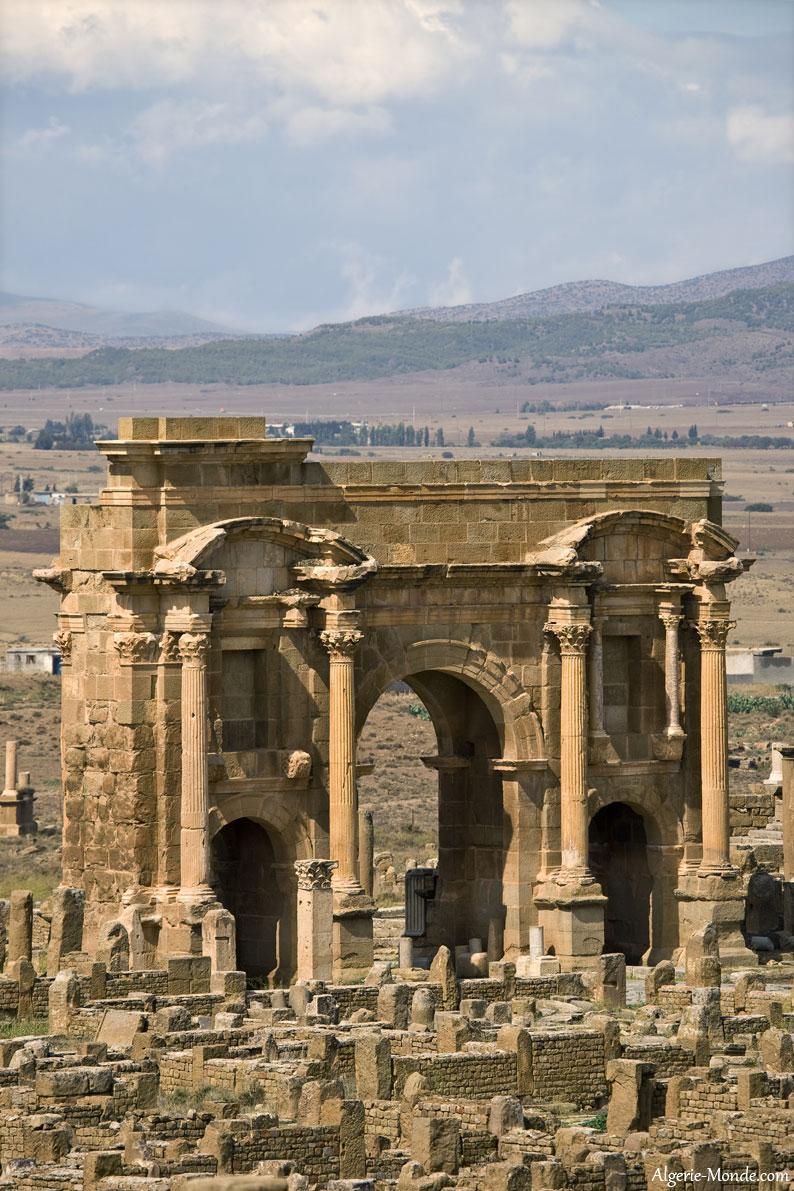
[530,510,741,585]
[150,516,375,594]
[155,515,375,570]
[540,510,737,558]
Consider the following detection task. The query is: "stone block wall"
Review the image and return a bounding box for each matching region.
[528,1030,606,1106]
[393,1051,518,1098]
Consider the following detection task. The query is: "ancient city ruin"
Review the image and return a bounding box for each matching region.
[0,415,792,1191]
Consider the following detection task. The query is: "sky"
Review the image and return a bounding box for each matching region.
[1,0,793,333]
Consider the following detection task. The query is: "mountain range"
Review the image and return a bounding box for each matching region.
[399,256,794,323]
[0,292,238,340]
[1,257,792,345]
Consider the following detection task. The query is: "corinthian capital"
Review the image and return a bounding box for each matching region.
[159,630,183,664]
[178,632,210,665]
[113,631,157,665]
[319,629,363,659]
[658,611,683,633]
[294,858,338,890]
[544,622,591,655]
[689,618,735,650]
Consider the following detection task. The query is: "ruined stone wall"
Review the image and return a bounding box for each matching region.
[393,1051,518,1098]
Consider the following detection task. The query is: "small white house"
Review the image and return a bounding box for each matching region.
[727,646,794,684]
[4,646,61,675]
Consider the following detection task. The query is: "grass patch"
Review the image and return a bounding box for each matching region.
[580,1111,608,1132]
[0,869,60,901]
[158,1083,238,1115]
[0,1015,49,1038]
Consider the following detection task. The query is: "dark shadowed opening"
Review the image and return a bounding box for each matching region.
[589,802,652,964]
[210,818,283,977]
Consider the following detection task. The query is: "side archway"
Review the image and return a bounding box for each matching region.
[208,795,312,981]
[587,789,683,962]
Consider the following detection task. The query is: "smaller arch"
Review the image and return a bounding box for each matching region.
[208,791,312,860]
[587,785,681,848]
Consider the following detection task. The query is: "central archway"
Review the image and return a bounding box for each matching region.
[589,803,653,963]
[359,667,505,954]
[210,818,285,978]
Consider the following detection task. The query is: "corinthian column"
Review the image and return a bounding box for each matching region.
[320,629,363,892]
[178,632,214,902]
[659,606,683,735]
[546,621,592,879]
[691,616,734,875]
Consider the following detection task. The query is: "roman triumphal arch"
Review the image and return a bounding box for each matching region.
[36,416,755,979]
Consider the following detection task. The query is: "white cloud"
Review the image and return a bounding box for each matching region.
[330,242,415,322]
[285,105,392,148]
[726,105,794,164]
[13,116,70,154]
[1,0,471,102]
[503,0,604,50]
[128,99,268,166]
[428,257,472,307]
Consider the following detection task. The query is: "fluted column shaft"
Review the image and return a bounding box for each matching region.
[320,630,363,892]
[660,610,683,734]
[693,618,733,874]
[547,622,592,878]
[178,632,213,901]
[588,616,606,736]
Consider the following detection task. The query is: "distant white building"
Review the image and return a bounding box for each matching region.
[727,646,794,684]
[4,646,61,675]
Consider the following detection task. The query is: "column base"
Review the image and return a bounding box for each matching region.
[651,729,686,762]
[675,869,757,970]
[177,884,217,906]
[588,732,618,765]
[0,790,37,837]
[534,874,607,971]
[333,888,375,982]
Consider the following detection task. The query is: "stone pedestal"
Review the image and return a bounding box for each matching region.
[295,859,337,983]
[332,888,375,982]
[0,741,37,837]
[535,876,606,970]
[675,871,755,970]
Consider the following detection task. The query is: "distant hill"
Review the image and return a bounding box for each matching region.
[400,256,794,322]
[0,292,239,339]
[0,283,792,393]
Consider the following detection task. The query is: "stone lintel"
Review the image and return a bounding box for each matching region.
[489,758,549,773]
[588,760,680,777]
[102,569,225,590]
[421,755,471,771]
